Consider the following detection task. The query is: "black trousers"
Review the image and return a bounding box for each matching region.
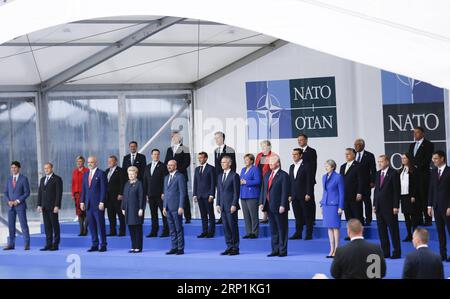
[362,193,373,224]
[434,207,450,258]
[128,224,143,250]
[78,213,88,235]
[291,197,314,238]
[400,194,419,238]
[43,208,60,246]
[267,208,288,255]
[376,211,401,257]
[148,196,169,234]
[417,172,432,223]
[183,182,191,221]
[344,197,364,225]
[197,197,215,235]
[107,199,125,235]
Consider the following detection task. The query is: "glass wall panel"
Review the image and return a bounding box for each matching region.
[0,98,38,220]
[47,96,119,221]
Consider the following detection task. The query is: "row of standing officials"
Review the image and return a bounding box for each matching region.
[2,129,450,273]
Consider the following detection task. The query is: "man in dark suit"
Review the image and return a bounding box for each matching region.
[373,154,401,259]
[354,138,377,225]
[214,131,236,225]
[80,156,108,252]
[105,155,125,236]
[340,148,365,230]
[331,219,386,279]
[164,131,191,223]
[143,149,169,237]
[409,127,434,226]
[260,155,290,257]
[297,134,317,223]
[193,152,216,238]
[3,161,31,251]
[122,141,147,181]
[427,150,450,262]
[288,148,314,240]
[37,162,63,251]
[216,155,240,255]
[402,228,444,278]
[163,160,186,255]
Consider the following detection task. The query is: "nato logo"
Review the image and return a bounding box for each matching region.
[381,70,444,104]
[246,77,337,140]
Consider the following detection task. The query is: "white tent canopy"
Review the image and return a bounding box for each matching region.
[0,0,449,90]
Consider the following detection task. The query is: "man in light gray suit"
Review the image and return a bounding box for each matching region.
[163,160,186,255]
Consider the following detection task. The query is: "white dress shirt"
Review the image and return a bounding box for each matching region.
[345,160,354,174]
[107,166,116,182]
[293,160,302,179]
[400,167,409,195]
[356,150,364,163]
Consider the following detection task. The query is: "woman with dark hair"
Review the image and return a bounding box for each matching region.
[399,152,419,242]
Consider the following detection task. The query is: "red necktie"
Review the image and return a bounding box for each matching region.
[267,171,275,201]
[12,176,16,188]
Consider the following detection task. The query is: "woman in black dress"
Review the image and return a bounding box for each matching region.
[399,153,419,242]
[122,166,145,253]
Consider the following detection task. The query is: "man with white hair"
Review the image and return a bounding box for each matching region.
[80,156,108,252]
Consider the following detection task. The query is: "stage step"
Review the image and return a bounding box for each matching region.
[39,219,440,241]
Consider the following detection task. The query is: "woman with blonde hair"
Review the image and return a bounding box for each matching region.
[320,159,344,258]
[122,166,145,253]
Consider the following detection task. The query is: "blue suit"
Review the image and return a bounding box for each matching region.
[217,171,240,251]
[320,172,345,228]
[239,165,261,199]
[193,163,216,235]
[259,169,290,255]
[163,171,186,251]
[81,168,107,248]
[3,174,30,247]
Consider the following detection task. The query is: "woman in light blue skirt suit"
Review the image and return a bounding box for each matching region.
[320,159,344,258]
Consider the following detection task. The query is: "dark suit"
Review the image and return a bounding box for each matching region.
[288,161,314,238]
[105,166,125,235]
[301,146,317,221]
[122,152,147,181]
[331,238,386,279]
[402,246,444,279]
[122,181,146,251]
[409,139,434,224]
[374,167,401,257]
[3,174,31,248]
[143,160,169,235]
[214,145,237,177]
[193,163,216,235]
[356,150,376,224]
[260,169,290,255]
[428,166,450,259]
[164,144,191,221]
[38,174,63,247]
[81,168,108,248]
[340,161,365,224]
[163,172,186,251]
[217,171,240,251]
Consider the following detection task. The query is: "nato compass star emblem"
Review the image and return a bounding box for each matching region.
[396,74,422,102]
[254,83,283,138]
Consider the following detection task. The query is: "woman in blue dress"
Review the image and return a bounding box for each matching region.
[320,159,344,258]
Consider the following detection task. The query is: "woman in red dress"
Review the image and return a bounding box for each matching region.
[71,156,89,236]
